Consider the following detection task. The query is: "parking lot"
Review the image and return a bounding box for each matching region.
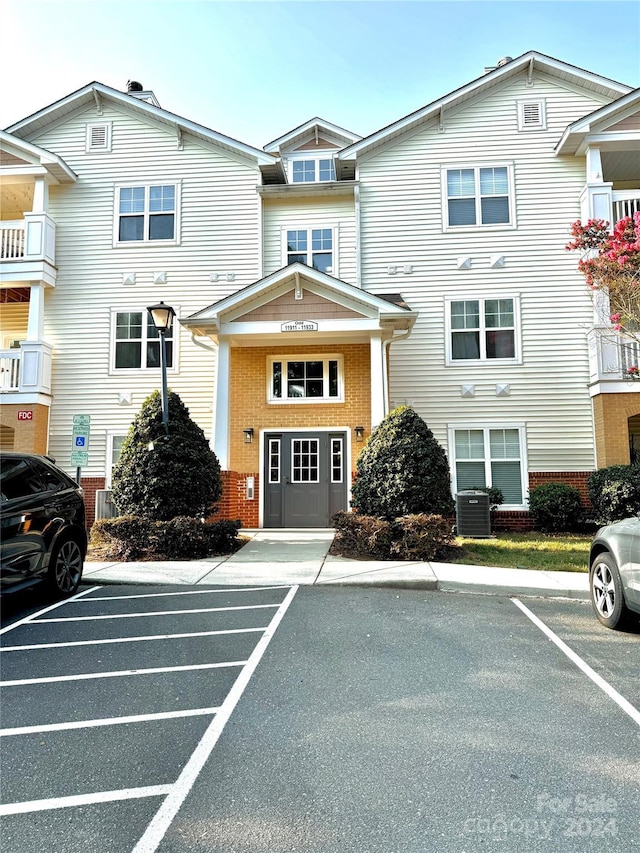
[0,584,638,853]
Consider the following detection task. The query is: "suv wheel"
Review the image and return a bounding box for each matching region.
[589,552,632,631]
[47,539,84,596]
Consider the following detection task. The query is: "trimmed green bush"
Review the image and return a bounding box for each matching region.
[528,483,583,533]
[90,516,242,561]
[330,511,454,561]
[588,465,640,524]
[351,407,454,519]
[112,390,222,521]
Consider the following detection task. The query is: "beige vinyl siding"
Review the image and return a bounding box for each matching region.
[262,196,356,283]
[360,74,609,474]
[28,102,262,477]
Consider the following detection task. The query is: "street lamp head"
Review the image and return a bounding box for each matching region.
[147,301,176,333]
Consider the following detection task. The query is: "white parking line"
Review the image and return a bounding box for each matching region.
[82,586,292,602]
[131,584,299,853]
[512,598,640,727]
[33,603,279,623]
[0,587,97,636]
[1,660,247,687]
[0,707,222,737]
[0,627,266,653]
[0,785,172,816]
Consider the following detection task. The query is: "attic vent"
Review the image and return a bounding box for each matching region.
[517,99,546,131]
[86,122,112,152]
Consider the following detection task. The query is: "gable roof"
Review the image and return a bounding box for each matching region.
[555,87,640,155]
[0,130,77,183]
[264,118,361,154]
[337,51,632,163]
[5,82,277,167]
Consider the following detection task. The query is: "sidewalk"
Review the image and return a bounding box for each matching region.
[82,529,590,600]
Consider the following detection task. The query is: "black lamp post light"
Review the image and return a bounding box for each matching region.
[147,301,176,434]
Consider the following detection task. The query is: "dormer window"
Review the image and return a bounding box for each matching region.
[290,157,336,183]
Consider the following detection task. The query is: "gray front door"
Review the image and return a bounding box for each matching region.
[264,432,347,527]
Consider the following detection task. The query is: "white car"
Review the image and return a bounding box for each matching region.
[589,516,640,630]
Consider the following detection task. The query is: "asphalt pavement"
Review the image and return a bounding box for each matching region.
[83,529,590,600]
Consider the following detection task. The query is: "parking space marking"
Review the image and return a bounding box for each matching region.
[0,586,97,636]
[1,660,247,687]
[83,585,292,602]
[131,584,298,853]
[0,627,266,653]
[0,707,222,737]
[512,598,640,726]
[32,603,280,623]
[0,785,172,817]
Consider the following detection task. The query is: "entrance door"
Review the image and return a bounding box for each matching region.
[263,432,347,527]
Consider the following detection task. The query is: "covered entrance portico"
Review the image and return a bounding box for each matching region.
[181,263,416,528]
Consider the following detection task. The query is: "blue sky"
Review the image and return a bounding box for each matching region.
[3,1,639,148]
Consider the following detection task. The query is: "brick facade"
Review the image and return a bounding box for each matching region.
[0,403,50,453]
[592,392,640,467]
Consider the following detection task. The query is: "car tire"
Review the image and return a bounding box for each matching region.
[589,552,633,631]
[46,538,84,597]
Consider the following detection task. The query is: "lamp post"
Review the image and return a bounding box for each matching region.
[147,301,176,434]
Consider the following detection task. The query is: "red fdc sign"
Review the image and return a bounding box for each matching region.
[18,411,33,421]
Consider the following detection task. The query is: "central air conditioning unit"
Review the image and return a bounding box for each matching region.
[455,490,492,538]
[95,489,118,521]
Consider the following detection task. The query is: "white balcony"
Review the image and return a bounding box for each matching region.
[612,190,640,222]
[0,214,57,286]
[0,341,53,400]
[588,327,640,393]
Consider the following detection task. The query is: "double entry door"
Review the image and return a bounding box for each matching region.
[263,431,347,528]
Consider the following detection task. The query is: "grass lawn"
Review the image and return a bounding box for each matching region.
[452,532,592,573]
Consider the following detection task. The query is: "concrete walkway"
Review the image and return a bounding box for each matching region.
[83,529,591,600]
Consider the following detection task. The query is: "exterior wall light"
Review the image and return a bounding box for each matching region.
[243,427,254,444]
[354,426,365,442]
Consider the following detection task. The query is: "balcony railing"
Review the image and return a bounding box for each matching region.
[0,342,52,396]
[0,350,21,391]
[612,191,640,222]
[588,327,640,386]
[0,222,26,259]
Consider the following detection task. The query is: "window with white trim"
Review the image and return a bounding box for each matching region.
[268,355,343,403]
[446,296,520,363]
[115,183,179,243]
[450,426,526,506]
[289,157,336,183]
[517,99,546,131]
[107,434,127,487]
[86,122,112,152]
[111,310,175,371]
[444,165,513,227]
[286,228,334,274]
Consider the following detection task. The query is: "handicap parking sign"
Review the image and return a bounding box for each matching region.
[75,436,86,448]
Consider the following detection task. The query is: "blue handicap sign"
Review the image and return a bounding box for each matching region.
[75,436,86,447]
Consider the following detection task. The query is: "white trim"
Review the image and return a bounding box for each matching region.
[447,422,528,510]
[267,354,344,404]
[441,162,516,231]
[257,427,352,528]
[113,181,182,247]
[285,153,337,184]
[444,294,522,365]
[213,339,230,467]
[282,224,339,277]
[109,306,180,375]
[106,431,127,487]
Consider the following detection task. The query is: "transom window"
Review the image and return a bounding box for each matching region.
[268,356,343,403]
[451,427,525,506]
[116,184,178,243]
[445,166,512,227]
[448,297,518,362]
[113,310,174,371]
[290,158,335,183]
[287,228,333,273]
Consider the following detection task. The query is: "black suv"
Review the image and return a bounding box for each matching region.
[0,452,87,596]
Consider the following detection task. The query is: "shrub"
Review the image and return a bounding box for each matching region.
[588,465,640,524]
[330,511,454,561]
[112,390,222,521]
[90,516,242,561]
[351,407,454,519]
[528,483,583,533]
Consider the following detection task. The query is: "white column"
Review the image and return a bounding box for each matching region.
[213,339,230,468]
[370,334,385,428]
[26,284,45,340]
[32,178,48,213]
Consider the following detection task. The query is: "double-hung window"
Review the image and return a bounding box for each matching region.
[450,426,526,506]
[290,157,336,183]
[116,183,178,243]
[445,165,513,228]
[268,355,343,403]
[112,310,175,371]
[286,228,333,274]
[447,297,519,363]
